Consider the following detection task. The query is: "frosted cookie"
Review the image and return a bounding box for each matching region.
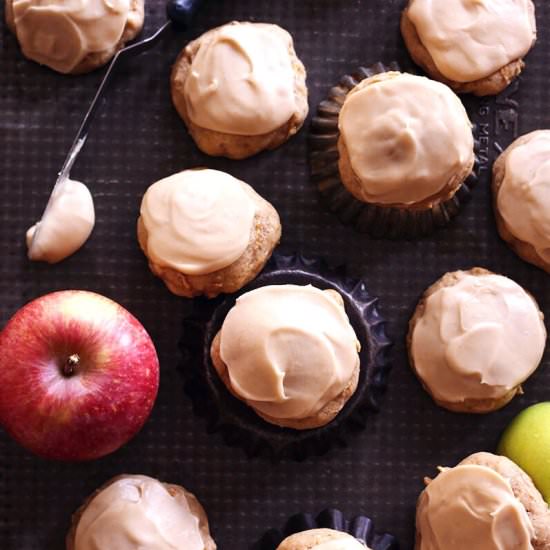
[171,21,308,159]
[401,0,537,96]
[66,475,216,550]
[210,284,361,430]
[277,529,369,550]
[309,64,479,238]
[416,452,550,550]
[6,0,144,74]
[180,253,392,460]
[492,130,550,273]
[137,169,281,298]
[337,71,474,214]
[408,268,546,413]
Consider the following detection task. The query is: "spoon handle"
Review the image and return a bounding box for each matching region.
[58,0,205,180]
[59,19,174,180]
[167,0,204,29]
[30,0,205,256]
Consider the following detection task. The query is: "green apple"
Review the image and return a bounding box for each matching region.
[498,402,550,504]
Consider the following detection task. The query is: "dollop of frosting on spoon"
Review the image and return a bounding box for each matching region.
[27,178,95,264]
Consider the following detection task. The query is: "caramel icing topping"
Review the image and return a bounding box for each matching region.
[26,178,95,264]
[408,0,536,82]
[418,464,534,550]
[12,0,131,73]
[219,285,360,420]
[498,130,550,264]
[411,272,546,403]
[140,169,256,276]
[338,72,473,205]
[74,475,204,550]
[183,22,297,136]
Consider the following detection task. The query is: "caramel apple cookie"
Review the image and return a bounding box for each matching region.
[408,268,546,413]
[137,168,281,298]
[337,72,474,212]
[309,64,479,237]
[210,284,361,430]
[416,452,550,550]
[492,130,550,274]
[6,0,144,74]
[66,475,216,550]
[401,0,537,96]
[171,21,308,159]
[181,252,392,460]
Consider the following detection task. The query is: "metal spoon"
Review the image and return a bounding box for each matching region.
[28,0,204,258]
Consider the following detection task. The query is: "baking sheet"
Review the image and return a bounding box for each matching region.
[0,0,549,548]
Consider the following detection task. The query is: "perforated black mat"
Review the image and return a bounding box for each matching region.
[0,1,549,548]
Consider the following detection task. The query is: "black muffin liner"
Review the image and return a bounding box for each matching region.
[309,61,480,239]
[178,252,392,461]
[251,508,399,550]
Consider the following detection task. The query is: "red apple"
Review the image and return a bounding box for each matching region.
[0,290,159,461]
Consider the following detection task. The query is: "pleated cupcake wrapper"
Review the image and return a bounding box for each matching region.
[309,61,480,239]
[178,252,392,461]
[251,508,399,550]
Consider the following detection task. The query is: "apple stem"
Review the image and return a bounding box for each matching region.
[62,354,80,377]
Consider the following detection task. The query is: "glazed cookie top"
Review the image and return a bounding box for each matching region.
[407,0,536,82]
[277,529,369,549]
[498,130,550,264]
[140,169,256,275]
[219,285,360,421]
[11,0,133,73]
[183,22,297,136]
[418,464,534,550]
[338,72,473,205]
[411,272,546,403]
[74,475,204,550]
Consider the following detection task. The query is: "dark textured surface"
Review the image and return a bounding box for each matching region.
[0,1,549,549]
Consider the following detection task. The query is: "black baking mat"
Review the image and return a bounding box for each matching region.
[0,1,549,549]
